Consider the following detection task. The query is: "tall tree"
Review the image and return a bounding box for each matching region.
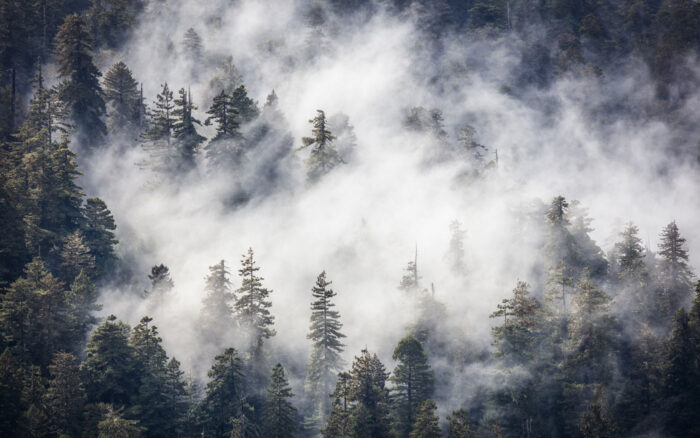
[172,87,205,170]
[391,336,435,438]
[103,61,140,134]
[59,230,95,282]
[0,348,24,435]
[81,315,138,406]
[45,352,85,437]
[141,83,175,172]
[447,409,474,438]
[201,347,245,438]
[263,363,298,438]
[82,197,118,279]
[145,264,174,297]
[234,248,275,385]
[322,372,352,438]
[97,405,144,438]
[231,85,259,123]
[347,348,392,438]
[489,280,540,363]
[86,0,145,49]
[299,109,342,181]
[198,260,235,353]
[409,400,442,438]
[657,221,694,316]
[54,13,106,148]
[305,271,346,429]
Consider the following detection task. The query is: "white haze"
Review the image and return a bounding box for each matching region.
[74,0,699,412]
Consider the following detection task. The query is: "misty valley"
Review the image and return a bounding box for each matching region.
[0,0,699,438]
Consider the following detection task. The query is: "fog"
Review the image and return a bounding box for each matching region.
[73,0,699,413]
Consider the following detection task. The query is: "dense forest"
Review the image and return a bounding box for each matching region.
[0,0,699,437]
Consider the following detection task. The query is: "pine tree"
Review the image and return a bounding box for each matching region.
[0,258,71,368]
[234,248,275,380]
[97,406,144,438]
[86,0,145,49]
[347,349,392,438]
[299,109,342,181]
[146,264,174,297]
[489,281,540,363]
[199,260,235,352]
[103,61,140,133]
[399,249,421,294]
[409,400,442,438]
[59,230,96,281]
[66,270,101,348]
[54,13,106,148]
[0,348,24,435]
[447,409,474,438]
[657,221,694,316]
[231,85,259,123]
[545,260,574,314]
[205,90,241,142]
[579,387,619,438]
[142,83,175,172]
[172,87,205,170]
[45,352,85,437]
[82,197,118,279]
[322,372,352,438]
[182,28,203,61]
[391,336,435,438]
[457,124,487,164]
[81,315,138,406]
[263,363,298,438]
[202,348,245,437]
[614,222,646,282]
[305,271,346,429]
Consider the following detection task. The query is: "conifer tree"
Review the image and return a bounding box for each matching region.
[205,90,241,142]
[457,124,487,164]
[202,348,245,437]
[103,61,140,133]
[231,85,259,123]
[208,56,243,95]
[614,223,646,282]
[142,83,175,171]
[54,13,106,148]
[234,248,275,378]
[66,269,101,345]
[489,281,539,363]
[409,400,442,438]
[182,28,203,61]
[447,409,474,438]
[305,271,346,429]
[657,221,694,316]
[0,258,71,367]
[97,406,144,438]
[299,109,342,181]
[391,335,435,438]
[263,363,298,438]
[45,352,85,437]
[146,264,174,297]
[322,372,352,438]
[86,0,145,49]
[59,230,96,281]
[579,389,619,438]
[82,197,118,279]
[0,349,23,435]
[399,249,421,294]
[347,348,392,438]
[172,87,205,170]
[81,315,138,406]
[199,260,235,351]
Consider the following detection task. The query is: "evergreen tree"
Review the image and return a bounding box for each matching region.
[59,229,96,281]
[182,28,203,61]
[199,260,235,353]
[202,348,245,437]
[81,315,138,406]
[614,222,646,282]
[141,83,175,172]
[399,249,421,294]
[205,90,241,142]
[489,281,540,363]
[45,352,85,437]
[579,388,619,438]
[447,409,474,438]
[103,61,140,133]
[86,0,145,49]
[82,197,118,279]
[208,56,243,96]
[299,109,342,181]
[97,405,144,438]
[657,221,694,316]
[263,363,298,438]
[146,264,174,297]
[347,348,392,438]
[322,372,352,438]
[231,85,259,123]
[0,258,71,367]
[409,400,442,438]
[457,124,487,164]
[305,271,346,429]
[391,336,434,438]
[66,270,101,345]
[172,87,205,170]
[234,248,275,384]
[54,13,106,148]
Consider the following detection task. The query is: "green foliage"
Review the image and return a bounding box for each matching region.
[55,13,106,148]
[263,363,298,438]
[657,221,694,317]
[202,348,245,437]
[98,405,144,438]
[172,87,205,170]
[103,61,141,134]
[299,109,342,182]
[305,271,346,429]
[489,280,540,363]
[391,336,434,438]
[45,352,86,436]
[446,409,474,438]
[347,348,393,438]
[82,197,118,279]
[408,400,441,438]
[86,0,145,49]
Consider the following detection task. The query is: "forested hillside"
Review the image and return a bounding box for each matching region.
[0,0,699,437]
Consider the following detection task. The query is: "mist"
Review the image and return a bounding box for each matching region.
[72,0,700,420]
